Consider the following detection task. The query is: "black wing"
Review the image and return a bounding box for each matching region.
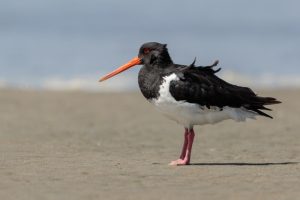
[169,61,281,118]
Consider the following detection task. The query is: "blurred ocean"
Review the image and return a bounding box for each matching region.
[0,0,299,91]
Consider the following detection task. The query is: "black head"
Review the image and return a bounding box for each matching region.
[138,42,173,66]
[99,42,173,82]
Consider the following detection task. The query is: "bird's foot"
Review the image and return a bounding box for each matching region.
[169,159,190,166]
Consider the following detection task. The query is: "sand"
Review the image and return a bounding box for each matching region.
[0,88,299,200]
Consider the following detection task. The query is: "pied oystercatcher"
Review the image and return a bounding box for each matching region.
[99,42,281,166]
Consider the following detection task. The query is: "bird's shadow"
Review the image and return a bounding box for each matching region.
[190,161,298,166]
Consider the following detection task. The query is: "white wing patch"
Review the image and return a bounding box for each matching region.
[150,73,257,128]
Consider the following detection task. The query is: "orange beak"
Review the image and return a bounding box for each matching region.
[99,57,142,82]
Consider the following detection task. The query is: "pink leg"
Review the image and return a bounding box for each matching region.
[184,128,195,164]
[170,128,195,166]
[180,128,189,159]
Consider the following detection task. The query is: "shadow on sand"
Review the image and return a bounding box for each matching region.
[190,162,298,166]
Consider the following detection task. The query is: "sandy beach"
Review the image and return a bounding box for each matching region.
[0,88,299,200]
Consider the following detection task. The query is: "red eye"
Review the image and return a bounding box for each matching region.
[143,48,150,54]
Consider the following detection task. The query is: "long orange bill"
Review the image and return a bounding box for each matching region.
[99,57,141,82]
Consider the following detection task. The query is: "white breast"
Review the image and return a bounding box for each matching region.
[150,73,257,128]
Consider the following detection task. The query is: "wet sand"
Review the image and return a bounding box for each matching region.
[0,89,299,200]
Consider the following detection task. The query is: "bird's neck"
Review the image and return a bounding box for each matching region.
[138,65,166,100]
[138,52,174,100]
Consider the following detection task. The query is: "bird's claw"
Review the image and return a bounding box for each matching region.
[169,159,190,166]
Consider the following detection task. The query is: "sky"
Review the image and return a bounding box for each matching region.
[0,0,299,90]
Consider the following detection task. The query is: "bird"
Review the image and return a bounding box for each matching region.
[99,42,281,166]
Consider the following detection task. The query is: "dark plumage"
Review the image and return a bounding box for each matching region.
[170,60,280,118]
[137,42,281,118]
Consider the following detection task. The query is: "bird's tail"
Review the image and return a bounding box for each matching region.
[245,96,281,118]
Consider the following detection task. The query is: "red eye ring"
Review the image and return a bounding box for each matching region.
[143,48,150,54]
